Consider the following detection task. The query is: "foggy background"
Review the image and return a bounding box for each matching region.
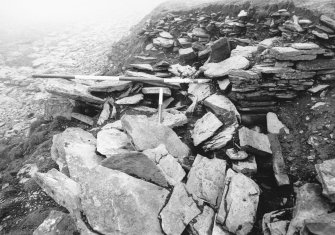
[0,0,167,44]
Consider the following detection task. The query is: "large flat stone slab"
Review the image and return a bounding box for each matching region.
[200,56,250,78]
[239,126,272,156]
[192,112,223,146]
[160,183,201,235]
[80,165,169,235]
[217,169,260,235]
[121,115,190,160]
[186,155,227,207]
[203,124,237,151]
[296,59,335,71]
[46,79,104,104]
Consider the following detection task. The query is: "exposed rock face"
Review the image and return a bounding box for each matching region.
[315,159,335,202]
[96,128,134,157]
[204,94,241,124]
[200,56,250,78]
[80,165,169,235]
[143,144,186,186]
[121,115,190,160]
[192,112,223,146]
[239,126,272,156]
[217,169,260,235]
[186,155,227,207]
[160,183,201,235]
[33,210,77,235]
[208,37,231,63]
[100,151,170,187]
[286,183,333,235]
[88,80,132,93]
[51,128,103,180]
[33,169,81,215]
[46,79,104,104]
[190,206,215,235]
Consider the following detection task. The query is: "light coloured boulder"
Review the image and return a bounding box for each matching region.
[267,112,289,134]
[239,126,272,156]
[159,31,173,39]
[204,94,240,124]
[192,112,223,146]
[96,128,133,157]
[217,169,260,235]
[33,210,77,235]
[201,56,250,78]
[153,37,174,48]
[287,183,332,235]
[230,46,258,59]
[315,159,335,202]
[143,144,186,186]
[121,115,190,160]
[160,183,201,235]
[291,42,320,50]
[188,83,212,101]
[186,155,227,207]
[51,128,103,181]
[33,169,81,215]
[80,165,169,235]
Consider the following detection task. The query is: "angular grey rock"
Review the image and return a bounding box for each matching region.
[286,183,332,235]
[262,210,289,235]
[102,120,123,131]
[100,151,169,187]
[142,87,171,96]
[212,223,233,235]
[239,126,272,156]
[51,128,103,181]
[291,42,320,50]
[115,94,144,105]
[179,48,196,61]
[226,148,248,160]
[186,155,227,207]
[217,169,260,235]
[203,124,237,151]
[208,37,231,63]
[71,112,94,126]
[33,210,77,235]
[312,30,329,39]
[44,97,73,120]
[201,56,250,78]
[230,46,258,59]
[204,94,241,124]
[121,115,190,160]
[159,31,173,39]
[190,206,215,235]
[218,79,230,91]
[258,37,280,51]
[267,112,289,134]
[143,144,186,186]
[46,79,104,104]
[153,37,174,48]
[268,134,290,186]
[192,112,223,146]
[33,169,81,215]
[232,155,257,176]
[192,28,210,38]
[308,84,330,93]
[97,102,110,125]
[88,80,132,93]
[315,159,335,202]
[129,63,153,71]
[302,212,335,235]
[188,83,212,101]
[96,128,134,157]
[81,165,169,235]
[160,183,201,235]
[149,109,188,128]
[320,15,335,31]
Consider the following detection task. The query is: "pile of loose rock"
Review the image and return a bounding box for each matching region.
[31,7,335,235]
